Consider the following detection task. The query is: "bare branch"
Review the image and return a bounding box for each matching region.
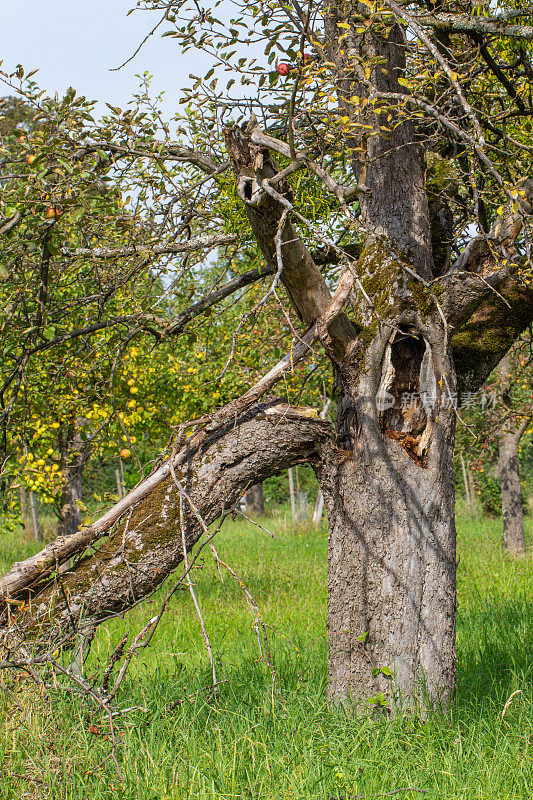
[67,233,240,261]
[414,11,533,42]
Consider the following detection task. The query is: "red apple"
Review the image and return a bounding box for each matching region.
[276,63,291,76]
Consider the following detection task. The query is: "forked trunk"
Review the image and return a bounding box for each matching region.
[498,429,526,556]
[319,326,457,711]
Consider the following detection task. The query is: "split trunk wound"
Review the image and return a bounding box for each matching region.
[379,330,434,466]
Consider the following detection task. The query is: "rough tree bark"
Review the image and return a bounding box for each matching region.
[318,327,456,707]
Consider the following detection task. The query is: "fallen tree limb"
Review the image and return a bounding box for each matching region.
[0,258,356,602]
[2,404,333,650]
[0,327,319,602]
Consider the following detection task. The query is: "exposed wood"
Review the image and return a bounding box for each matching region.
[223,121,356,355]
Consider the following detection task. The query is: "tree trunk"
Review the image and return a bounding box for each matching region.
[115,468,124,500]
[296,491,308,522]
[245,483,264,515]
[319,328,457,711]
[57,420,86,538]
[496,355,526,555]
[19,486,28,531]
[498,428,526,555]
[29,490,41,543]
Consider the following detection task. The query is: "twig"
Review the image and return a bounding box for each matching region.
[50,659,124,782]
[209,543,276,684]
[110,2,176,71]
[178,491,219,698]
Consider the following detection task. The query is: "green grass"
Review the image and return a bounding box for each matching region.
[0,508,531,799]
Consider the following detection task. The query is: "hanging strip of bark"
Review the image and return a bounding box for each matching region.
[2,406,333,651]
[29,491,41,543]
[288,468,297,521]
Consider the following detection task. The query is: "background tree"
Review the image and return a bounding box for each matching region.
[456,334,532,553]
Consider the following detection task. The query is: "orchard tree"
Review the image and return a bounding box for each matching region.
[0,83,273,530]
[1,1,533,713]
[495,348,531,554]
[456,335,532,554]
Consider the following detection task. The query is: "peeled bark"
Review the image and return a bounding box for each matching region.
[498,428,526,555]
[6,406,332,650]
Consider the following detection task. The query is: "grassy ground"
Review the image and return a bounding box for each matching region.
[0,507,531,800]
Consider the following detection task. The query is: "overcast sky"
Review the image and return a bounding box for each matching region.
[0,1,211,118]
